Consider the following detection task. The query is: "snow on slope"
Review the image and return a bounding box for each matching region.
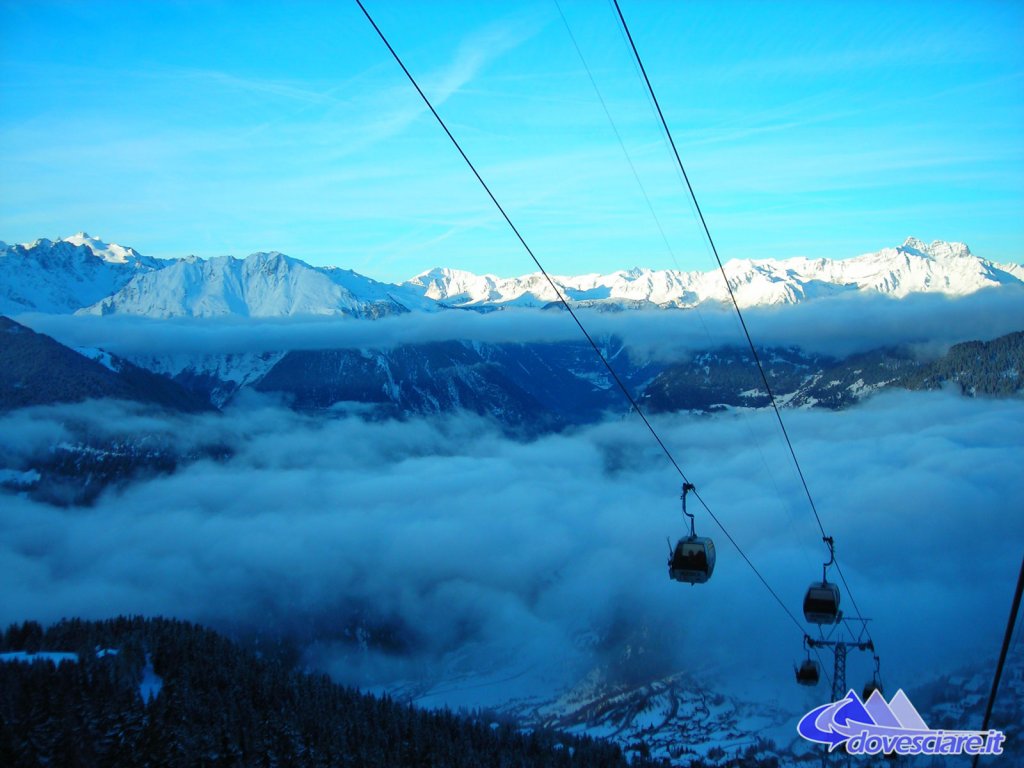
[404,238,1023,309]
[0,651,79,665]
[73,346,120,372]
[128,350,287,407]
[4,234,1020,319]
[139,653,163,704]
[0,233,167,314]
[62,232,151,265]
[81,251,438,318]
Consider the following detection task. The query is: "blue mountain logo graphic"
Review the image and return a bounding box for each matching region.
[797,689,1006,757]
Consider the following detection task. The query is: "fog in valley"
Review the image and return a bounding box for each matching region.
[2,384,1020,716]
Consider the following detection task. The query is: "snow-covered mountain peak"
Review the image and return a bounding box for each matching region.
[911,237,971,261]
[619,266,649,279]
[900,236,931,254]
[59,232,148,265]
[206,251,290,273]
[874,236,971,264]
[409,266,500,284]
[405,267,505,304]
[245,250,288,262]
[79,248,439,318]
[1,235,168,314]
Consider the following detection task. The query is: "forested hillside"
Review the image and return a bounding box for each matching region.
[0,617,656,768]
[899,331,1024,396]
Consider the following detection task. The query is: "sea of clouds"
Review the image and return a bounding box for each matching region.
[17,284,1024,363]
[1,387,1021,714]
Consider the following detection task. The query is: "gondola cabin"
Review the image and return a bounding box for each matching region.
[863,680,883,701]
[803,580,841,624]
[669,536,716,584]
[795,658,820,686]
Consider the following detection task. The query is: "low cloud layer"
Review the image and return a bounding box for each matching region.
[1,390,1021,714]
[16,285,1024,362]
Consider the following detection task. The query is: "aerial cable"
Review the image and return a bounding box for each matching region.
[608,0,826,540]
[972,553,1024,768]
[609,0,879,651]
[355,0,685,483]
[554,0,808,561]
[563,0,824,604]
[552,0,681,272]
[833,561,874,645]
[356,0,807,638]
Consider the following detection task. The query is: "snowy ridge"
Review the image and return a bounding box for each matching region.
[0,233,167,314]
[81,251,438,319]
[62,232,151,265]
[404,238,1023,309]
[2,234,1021,318]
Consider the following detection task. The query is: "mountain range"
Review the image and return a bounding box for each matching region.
[170,332,1024,422]
[2,234,1021,317]
[2,313,1020,506]
[2,235,1022,765]
[2,232,1022,501]
[406,237,1023,310]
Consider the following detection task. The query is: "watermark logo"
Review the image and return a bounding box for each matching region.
[797,689,1006,757]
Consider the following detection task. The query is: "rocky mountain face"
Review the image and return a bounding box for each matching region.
[638,334,1024,414]
[2,232,1021,508]
[254,342,560,431]
[133,333,1023,425]
[249,339,661,430]
[639,347,921,413]
[128,351,287,408]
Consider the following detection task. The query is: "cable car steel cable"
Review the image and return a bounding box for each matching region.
[552,0,814,570]
[355,0,683,484]
[972,553,1024,768]
[608,0,829,543]
[356,0,811,636]
[609,0,882,661]
[552,0,680,273]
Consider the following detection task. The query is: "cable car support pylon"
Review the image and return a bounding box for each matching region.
[805,618,878,767]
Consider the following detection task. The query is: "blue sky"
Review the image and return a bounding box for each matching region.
[1,0,1022,281]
